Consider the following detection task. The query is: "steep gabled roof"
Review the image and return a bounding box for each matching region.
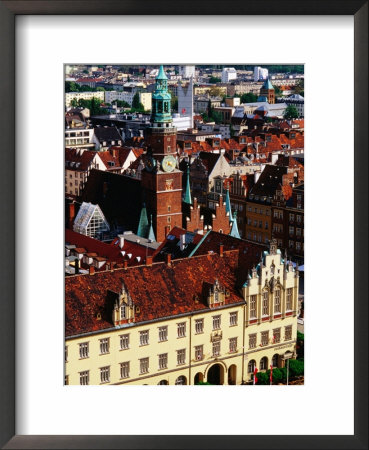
[65,251,242,337]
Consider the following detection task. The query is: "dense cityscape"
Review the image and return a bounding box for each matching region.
[64,64,304,386]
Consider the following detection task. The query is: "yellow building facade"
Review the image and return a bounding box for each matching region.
[65,240,298,385]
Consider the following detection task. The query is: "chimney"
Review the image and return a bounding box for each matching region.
[219,243,224,257]
[106,262,110,271]
[89,265,95,275]
[180,234,186,251]
[165,225,170,237]
[68,202,75,229]
[75,258,79,275]
[146,255,153,266]
[165,253,172,266]
[118,234,124,249]
[123,260,128,269]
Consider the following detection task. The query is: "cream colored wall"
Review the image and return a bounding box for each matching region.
[139,92,152,111]
[66,305,247,385]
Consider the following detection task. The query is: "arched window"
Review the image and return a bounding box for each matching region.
[120,304,126,319]
[158,380,168,385]
[248,359,256,373]
[175,375,187,385]
[260,356,268,371]
[272,354,279,368]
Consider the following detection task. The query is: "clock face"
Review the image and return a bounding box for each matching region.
[161,155,176,173]
[146,156,156,172]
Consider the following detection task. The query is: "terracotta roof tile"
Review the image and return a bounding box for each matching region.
[65,251,242,336]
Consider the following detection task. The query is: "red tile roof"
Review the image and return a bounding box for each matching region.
[65,251,242,337]
[65,148,97,172]
[65,229,155,269]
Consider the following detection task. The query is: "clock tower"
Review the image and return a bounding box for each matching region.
[141,65,183,242]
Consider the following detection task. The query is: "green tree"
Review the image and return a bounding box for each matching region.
[132,92,141,109]
[240,92,258,103]
[113,99,130,108]
[209,76,221,84]
[171,96,178,112]
[209,86,223,97]
[288,359,304,377]
[65,81,78,93]
[296,331,304,360]
[284,105,299,119]
[210,109,223,124]
[274,85,282,95]
[256,372,269,385]
[96,87,105,91]
[269,368,283,384]
[83,69,89,74]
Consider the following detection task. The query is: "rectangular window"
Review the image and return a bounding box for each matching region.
[158,326,168,342]
[229,312,238,326]
[285,325,292,341]
[229,337,237,353]
[286,288,293,310]
[296,215,302,224]
[195,318,204,334]
[79,342,89,359]
[99,338,109,354]
[158,353,168,370]
[289,240,294,249]
[120,362,130,379]
[212,341,221,357]
[296,242,301,250]
[262,291,269,315]
[274,290,281,313]
[296,227,301,237]
[249,333,257,349]
[139,330,149,346]
[250,295,257,318]
[100,366,110,383]
[120,334,129,350]
[289,226,294,235]
[177,349,186,365]
[139,357,149,374]
[79,370,89,385]
[177,322,186,338]
[212,315,221,330]
[289,213,295,221]
[195,345,203,361]
[273,328,281,343]
[261,331,269,346]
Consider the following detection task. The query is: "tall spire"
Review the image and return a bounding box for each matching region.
[229,211,240,239]
[224,186,232,222]
[137,203,149,238]
[147,215,156,242]
[183,163,192,205]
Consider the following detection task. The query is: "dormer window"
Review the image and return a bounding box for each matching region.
[207,279,225,307]
[120,304,126,319]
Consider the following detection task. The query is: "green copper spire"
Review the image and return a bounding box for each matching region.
[229,211,241,239]
[224,187,232,222]
[156,65,168,81]
[137,203,149,238]
[262,78,274,90]
[151,65,172,124]
[148,215,156,242]
[183,164,192,205]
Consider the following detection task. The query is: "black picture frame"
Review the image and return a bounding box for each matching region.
[0,1,367,449]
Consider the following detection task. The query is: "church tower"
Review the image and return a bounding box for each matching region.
[141,65,183,242]
[260,78,275,104]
